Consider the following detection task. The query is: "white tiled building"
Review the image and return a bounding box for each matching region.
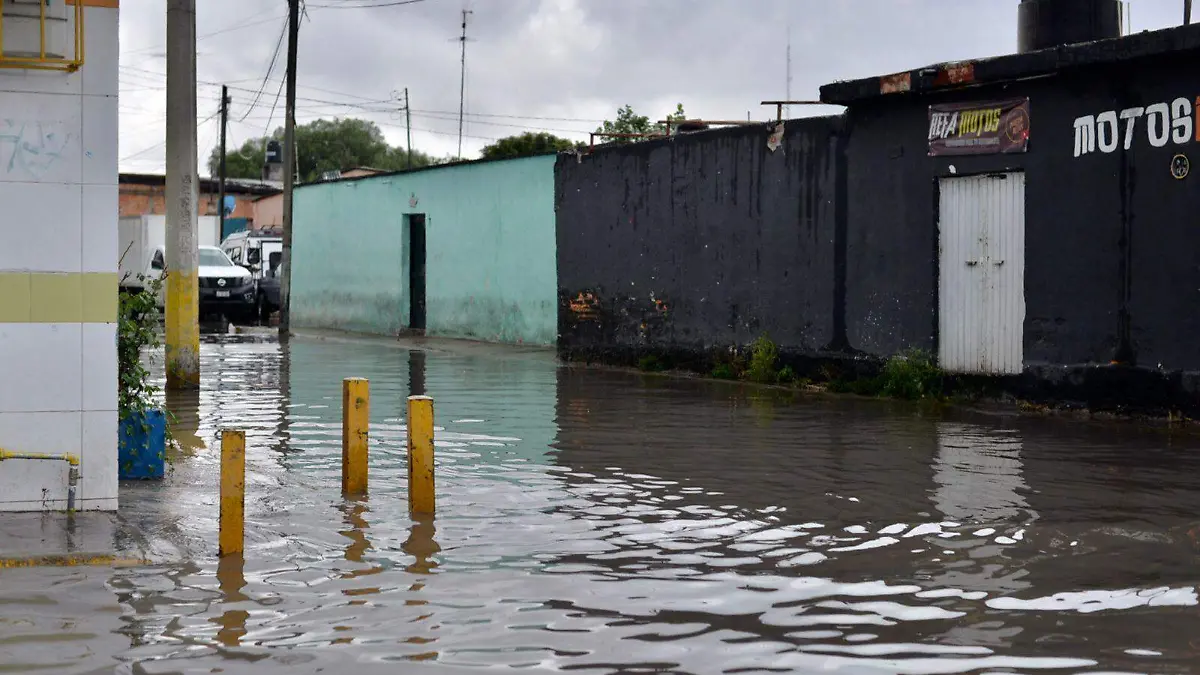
[0,0,120,512]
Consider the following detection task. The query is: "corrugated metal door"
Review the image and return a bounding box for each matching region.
[938,173,1025,374]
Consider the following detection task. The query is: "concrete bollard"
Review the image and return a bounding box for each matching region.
[219,430,245,557]
[342,378,370,497]
[407,396,435,514]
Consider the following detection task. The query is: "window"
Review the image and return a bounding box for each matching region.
[199,249,235,267]
[227,247,242,264]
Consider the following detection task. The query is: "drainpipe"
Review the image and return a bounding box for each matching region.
[0,449,80,512]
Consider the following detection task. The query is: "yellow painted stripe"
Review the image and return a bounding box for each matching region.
[0,272,117,324]
[66,0,120,8]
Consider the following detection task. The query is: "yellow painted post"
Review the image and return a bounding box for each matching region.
[219,430,245,557]
[342,378,370,497]
[407,395,435,514]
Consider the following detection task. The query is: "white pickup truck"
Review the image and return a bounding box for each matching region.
[138,245,256,322]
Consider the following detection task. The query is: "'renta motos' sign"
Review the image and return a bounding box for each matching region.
[928,98,1031,156]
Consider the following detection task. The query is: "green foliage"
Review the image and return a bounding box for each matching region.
[207,117,443,182]
[118,275,163,422]
[776,365,802,385]
[596,103,687,144]
[637,354,667,372]
[480,132,579,160]
[878,350,943,400]
[118,275,174,459]
[711,363,739,380]
[746,335,780,383]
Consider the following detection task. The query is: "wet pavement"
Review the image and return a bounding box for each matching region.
[4,333,1200,673]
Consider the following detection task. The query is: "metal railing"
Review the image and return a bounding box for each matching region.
[0,0,85,73]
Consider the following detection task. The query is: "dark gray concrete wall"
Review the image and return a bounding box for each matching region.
[842,57,1200,371]
[556,118,845,366]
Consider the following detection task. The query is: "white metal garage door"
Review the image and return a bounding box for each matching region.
[938,172,1026,375]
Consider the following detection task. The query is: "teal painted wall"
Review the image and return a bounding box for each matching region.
[291,155,558,345]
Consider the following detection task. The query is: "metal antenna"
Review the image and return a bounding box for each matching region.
[785,21,792,120]
[458,8,473,159]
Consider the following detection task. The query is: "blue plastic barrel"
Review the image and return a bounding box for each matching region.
[118,409,167,479]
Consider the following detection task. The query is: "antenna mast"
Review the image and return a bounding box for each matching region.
[458,8,473,159]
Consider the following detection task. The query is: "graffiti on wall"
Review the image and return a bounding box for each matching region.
[1073,98,1198,157]
[0,119,72,179]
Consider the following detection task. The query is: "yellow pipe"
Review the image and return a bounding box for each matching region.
[39,0,45,60]
[407,396,435,515]
[0,554,148,569]
[341,378,369,497]
[219,429,245,557]
[0,448,80,512]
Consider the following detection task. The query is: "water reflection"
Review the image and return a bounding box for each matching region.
[9,336,1200,673]
[213,554,249,647]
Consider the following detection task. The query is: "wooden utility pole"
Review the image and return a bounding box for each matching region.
[165,0,199,390]
[217,85,229,243]
[279,0,299,336]
[405,87,413,170]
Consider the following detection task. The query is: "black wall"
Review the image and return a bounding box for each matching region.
[556,118,845,366]
[845,55,1200,371]
[556,47,1200,383]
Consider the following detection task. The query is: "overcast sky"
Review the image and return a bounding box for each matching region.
[117,0,1189,174]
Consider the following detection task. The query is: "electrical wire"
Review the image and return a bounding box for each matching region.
[238,16,289,122]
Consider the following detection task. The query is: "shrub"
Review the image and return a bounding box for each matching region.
[878,349,943,400]
[746,335,779,383]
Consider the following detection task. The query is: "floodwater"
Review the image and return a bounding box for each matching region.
[4,334,1200,674]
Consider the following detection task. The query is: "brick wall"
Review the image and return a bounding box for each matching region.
[118,184,258,220]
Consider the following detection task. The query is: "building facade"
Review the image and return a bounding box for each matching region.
[119,172,280,228]
[291,155,557,345]
[0,0,121,511]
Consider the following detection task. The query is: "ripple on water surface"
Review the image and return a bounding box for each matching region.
[3,335,1200,674]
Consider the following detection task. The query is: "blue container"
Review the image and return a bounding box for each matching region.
[119,409,167,479]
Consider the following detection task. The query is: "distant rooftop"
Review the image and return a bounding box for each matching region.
[119,172,283,195]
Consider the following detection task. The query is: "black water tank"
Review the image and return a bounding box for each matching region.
[1017,0,1121,53]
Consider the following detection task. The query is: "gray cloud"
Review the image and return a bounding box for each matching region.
[118,0,1188,173]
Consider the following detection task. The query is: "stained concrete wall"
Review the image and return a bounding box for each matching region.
[556,119,845,367]
[837,51,1200,372]
[0,2,120,512]
[291,155,557,345]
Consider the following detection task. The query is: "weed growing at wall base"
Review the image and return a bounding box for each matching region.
[747,335,780,383]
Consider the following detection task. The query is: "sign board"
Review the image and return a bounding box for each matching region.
[928,98,1030,156]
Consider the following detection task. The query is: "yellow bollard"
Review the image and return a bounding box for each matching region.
[407,395,435,514]
[342,378,370,497]
[219,430,245,557]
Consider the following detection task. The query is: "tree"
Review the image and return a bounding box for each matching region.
[479,132,579,160]
[207,117,441,182]
[595,103,687,144]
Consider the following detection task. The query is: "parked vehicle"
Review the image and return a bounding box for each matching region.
[142,245,256,322]
[220,228,283,283]
[118,215,221,292]
[256,260,285,323]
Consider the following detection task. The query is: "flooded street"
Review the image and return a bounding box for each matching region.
[4,334,1200,674]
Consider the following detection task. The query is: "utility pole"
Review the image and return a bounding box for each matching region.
[1187,0,1193,25]
[457,9,472,159]
[218,85,229,243]
[405,87,413,170]
[279,0,299,336]
[165,0,199,390]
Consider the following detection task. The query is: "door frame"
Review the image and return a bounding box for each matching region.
[405,213,427,333]
[933,168,1027,375]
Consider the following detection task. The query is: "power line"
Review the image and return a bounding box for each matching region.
[238,16,289,122]
[307,0,426,7]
